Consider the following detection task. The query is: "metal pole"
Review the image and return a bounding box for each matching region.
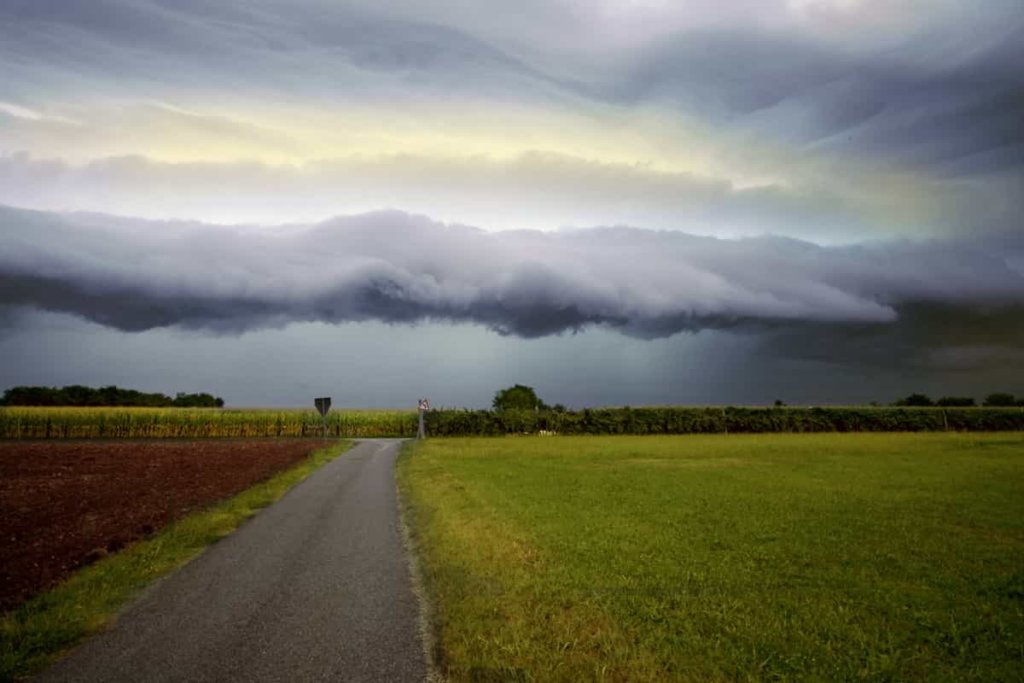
[417,398,428,439]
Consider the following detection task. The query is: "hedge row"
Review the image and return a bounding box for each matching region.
[425,406,1024,436]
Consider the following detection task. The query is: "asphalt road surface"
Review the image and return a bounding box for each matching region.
[36,439,426,683]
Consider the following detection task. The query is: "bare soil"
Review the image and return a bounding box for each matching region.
[0,439,332,611]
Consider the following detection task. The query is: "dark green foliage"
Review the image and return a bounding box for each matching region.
[492,384,548,411]
[0,385,225,408]
[937,396,976,407]
[171,392,225,408]
[983,392,1016,407]
[425,406,1024,436]
[894,393,934,406]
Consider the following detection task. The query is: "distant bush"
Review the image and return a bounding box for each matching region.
[0,385,224,408]
[936,396,976,407]
[983,393,1016,407]
[894,393,934,407]
[426,406,1024,436]
[171,392,225,408]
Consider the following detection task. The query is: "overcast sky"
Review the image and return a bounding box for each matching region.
[1,0,1022,407]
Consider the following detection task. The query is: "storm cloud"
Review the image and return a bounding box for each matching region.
[2,205,1021,346]
[3,0,1022,177]
[2,1,1023,404]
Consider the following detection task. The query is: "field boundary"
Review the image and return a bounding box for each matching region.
[4,406,1023,440]
[425,406,1024,435]
[0,440,352,682]
[395,441,444,683]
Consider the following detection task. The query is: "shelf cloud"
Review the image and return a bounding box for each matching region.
[2,205,1021,348]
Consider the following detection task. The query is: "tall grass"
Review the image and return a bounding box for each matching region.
[0,407,417,439]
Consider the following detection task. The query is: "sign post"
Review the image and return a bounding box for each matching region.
[417,398,430,439]
[314,397,332,438]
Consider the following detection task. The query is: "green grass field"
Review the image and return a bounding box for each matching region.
[398,433,1024,682]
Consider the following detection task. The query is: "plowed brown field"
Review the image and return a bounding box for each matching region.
[0,439,332,611]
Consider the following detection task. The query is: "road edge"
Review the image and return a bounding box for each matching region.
[395,440,444,683]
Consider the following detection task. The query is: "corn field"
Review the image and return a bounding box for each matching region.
[0,407,418,439]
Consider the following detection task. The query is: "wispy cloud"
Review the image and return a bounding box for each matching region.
[0,101,80,125]
[0,102,46,121]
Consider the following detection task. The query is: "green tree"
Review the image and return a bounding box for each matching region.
[983,392,1016,407]
[171,392,225,408]
[0,386,58,406]
[0,384,223,407]
[894,393,933,407]
[492,384,548,412]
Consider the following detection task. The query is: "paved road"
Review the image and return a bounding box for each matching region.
[37,439,426,683]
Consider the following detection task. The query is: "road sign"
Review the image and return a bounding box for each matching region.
[314,397,331,417]
[314,397,331,438]
[417,397,429,439]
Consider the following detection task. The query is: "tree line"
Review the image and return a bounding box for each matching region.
[491,384,1024,411]
[427,405,1024,436]
[449,384,1022,436]
[0,385,225,408]
[892,392,1023,407]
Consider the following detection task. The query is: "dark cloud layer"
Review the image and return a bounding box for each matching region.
[616,22,1024,175]
[2,206,1021,355]
[0,0,564,104]
[4,1,1023,177]
[757,302,1024,372]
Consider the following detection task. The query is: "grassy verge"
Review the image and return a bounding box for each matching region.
[398,433,1024,682]
[0,440,352,682]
